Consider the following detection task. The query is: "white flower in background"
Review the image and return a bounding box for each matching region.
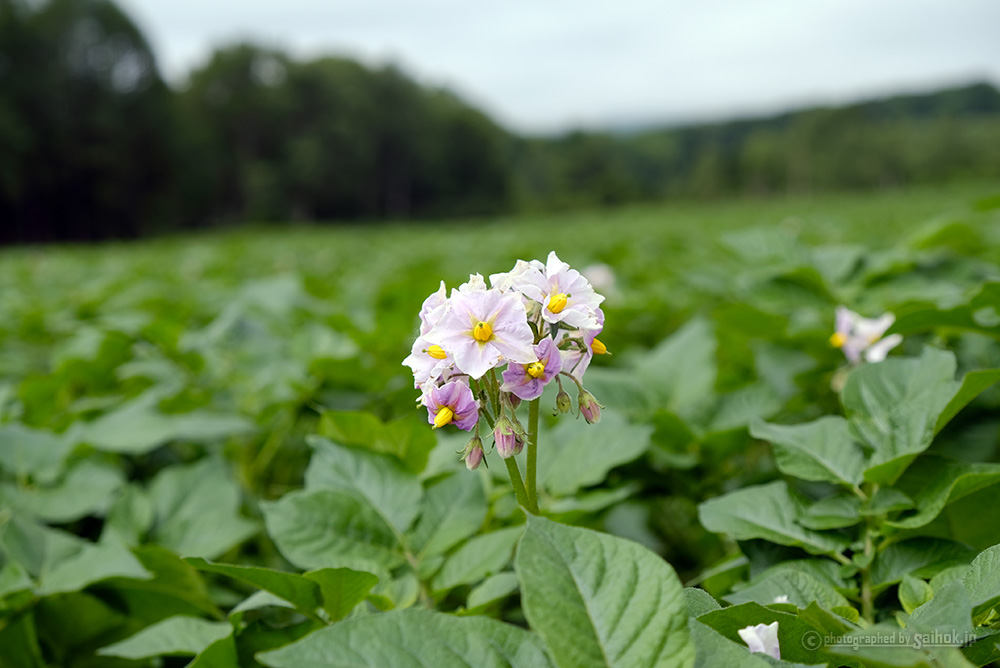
[831,306,903,363]
[738,622,781,659]
[772,595,790,604]
[581,262,618,299]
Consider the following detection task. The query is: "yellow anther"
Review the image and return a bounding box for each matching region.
[526,361,546,379]
[433,406,454,429]
[473,321,492,342]
[830,332,847,348]
[548,293,568,314]
[427,344,446,360]
[592,338,608,355]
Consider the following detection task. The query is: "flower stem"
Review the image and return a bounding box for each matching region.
[526,398,540,512]
[504,456,532,512]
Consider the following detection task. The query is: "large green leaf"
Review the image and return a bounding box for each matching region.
[304,568,380,622]
[185,557,322,616]
[79,391,254,454]
[0,424,73,483]
[698,481,849,556]
[36,538,150,596]
[750,416,866,487]
[632,317,717,423]
[148,458,258,559]
[406,472,486,560]
[723,569,850,610]
[258,609,554,668]
[516,515,694,668]
[888,455,1000,529]
[433,527,522,592]
[0,460,124,523]
[316,411,436,473]
[261,489,404,572]
[537,410,652,497]
[305,436,423,533]
[97,615,231,659]
[871,538,975,592]
[842,348,999,485]
[962,543,1000,618]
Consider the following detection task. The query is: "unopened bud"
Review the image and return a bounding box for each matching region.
[463,440,484,470]
[508,393,521,410]
[493,415,523,458]
[556,389,572,414]
[578,389,602,424]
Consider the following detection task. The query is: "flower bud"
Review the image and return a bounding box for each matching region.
[507,393,521,410]
[578,389,602,424]
[493,415,523,458]
[555,388,572,414]
[463,440,484,470]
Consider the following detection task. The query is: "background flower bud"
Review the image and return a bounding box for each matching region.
[464,444,484,470]
[556,388,572,413]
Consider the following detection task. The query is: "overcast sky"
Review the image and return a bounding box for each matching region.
[118,0,1000,133]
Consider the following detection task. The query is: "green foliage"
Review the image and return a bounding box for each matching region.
[0,185,998,666]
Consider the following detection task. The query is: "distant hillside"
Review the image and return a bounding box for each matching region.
[513,83,1000,207]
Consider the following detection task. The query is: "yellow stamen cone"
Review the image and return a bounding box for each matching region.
[433,406,454,429]
[473,321,492,342]
[526,361,546,378]
[548,293,568,314]
[592,338,608,355]
[830,332,847,348]
[427,344,446,359]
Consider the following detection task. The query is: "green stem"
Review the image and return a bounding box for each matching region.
[861,529,875,624]
[526,398,540,512]
[504,456,532,511]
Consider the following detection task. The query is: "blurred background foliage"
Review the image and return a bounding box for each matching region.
[2,0,1000,243]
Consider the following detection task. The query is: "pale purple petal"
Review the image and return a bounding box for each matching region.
[738,622,780,659]
[425,380,479,431]
[419,281,449,335]
[501,338,562,400]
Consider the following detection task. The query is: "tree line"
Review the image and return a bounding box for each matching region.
[2,0,999,243]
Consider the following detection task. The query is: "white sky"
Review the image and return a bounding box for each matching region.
[118,0,1000,133]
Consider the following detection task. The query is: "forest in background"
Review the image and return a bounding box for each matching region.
[2,0,1000,243]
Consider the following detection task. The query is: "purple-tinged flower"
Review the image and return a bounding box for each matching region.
[457,273,488,293]
[424,380,479,431]
[832,306,902,363]
[738,622,780,659]
[578,389,602,424]
[419,281,449,335]
[501,338,563,400]
[402,335,452,388]
[490,259,544,294]
[427,288,535,380]
[503,252,604,329]
[493,415,523,458]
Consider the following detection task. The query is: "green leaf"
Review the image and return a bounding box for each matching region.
[698,481,849,556]
[184,557,322,616]
[0,610,46,668]
[909,581,973,637]
[98,615,232,659]
[962,542,1000,618]
[303,568,379,621]
[0,460,124,523]
[467,572,520,610]
[37,538,150,595]
[317,411,435,473]
[433,527,522,592]
[516,514,694,668]
[899,575,934,615]
[262,489,404,572]
[148,458,258,559]
[632,317,717,423]
[537,410,651,497]
[407,472,486,559]
[842,348,998,486]
[750,416,865,487]
[800,494,863,530]
[888,455,1000,529]
[723,570,850,610]
[0,424,74,484]
[258,609,554,668]
[684,588,721,617]
[305,435,423,533]
[871,538,975,592]
[80,391,254,454]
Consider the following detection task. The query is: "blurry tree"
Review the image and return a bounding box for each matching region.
[0,0,173,242]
